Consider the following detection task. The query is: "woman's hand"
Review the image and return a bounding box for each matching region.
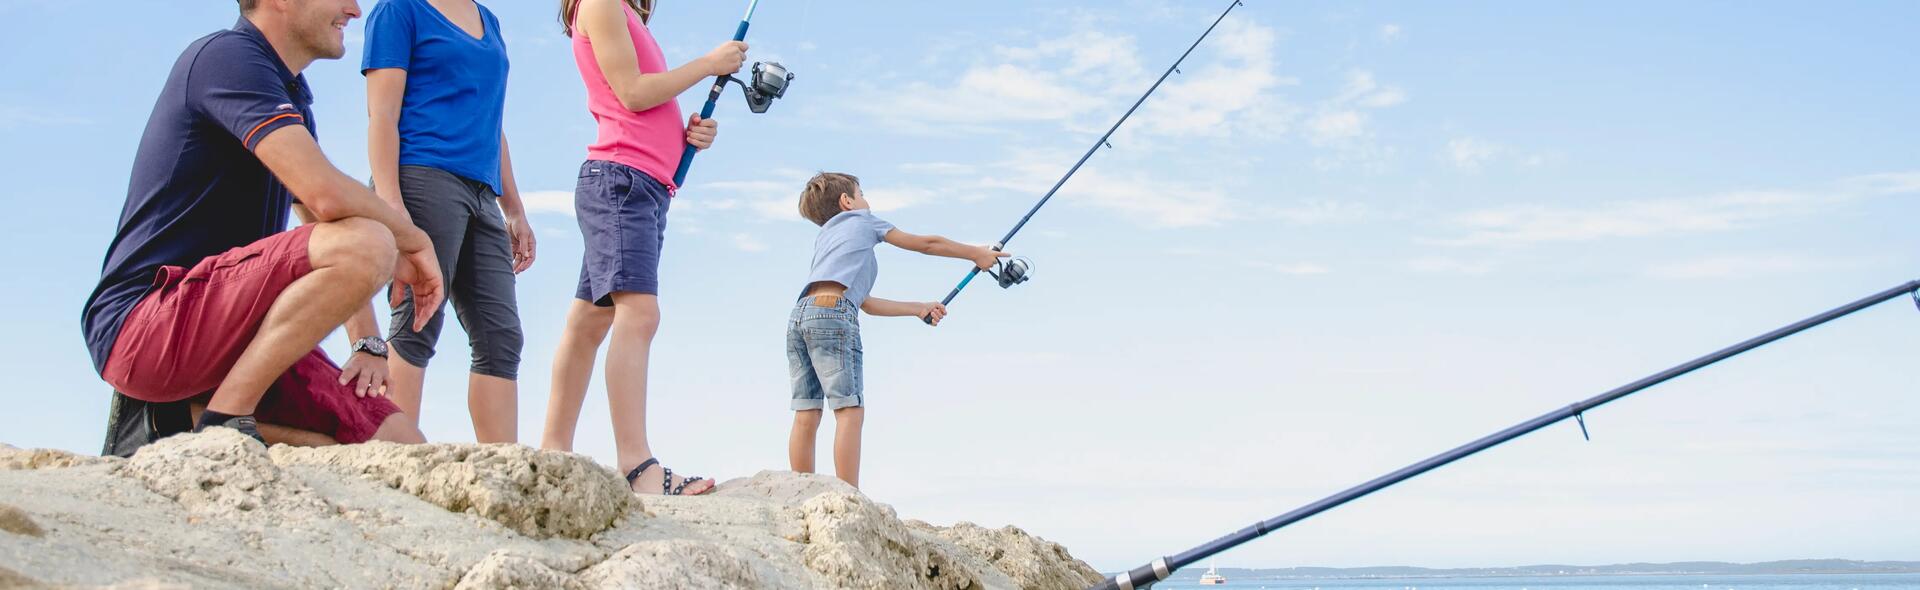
[505,211,537,273]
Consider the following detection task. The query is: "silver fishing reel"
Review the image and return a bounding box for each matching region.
[989,257,1033,289]
[730,61,793,114]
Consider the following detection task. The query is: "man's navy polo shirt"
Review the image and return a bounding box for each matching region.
[81,18,317,374]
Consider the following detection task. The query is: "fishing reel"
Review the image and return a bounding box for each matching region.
[986,256,1034,289]
[725,61,794,114]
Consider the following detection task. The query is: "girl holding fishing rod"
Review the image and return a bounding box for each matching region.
[540,0,745,496]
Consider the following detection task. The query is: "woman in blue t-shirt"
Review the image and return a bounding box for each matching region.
[361,0,533,443]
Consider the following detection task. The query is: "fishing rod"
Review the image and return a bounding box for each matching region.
[922,0,1247,325]
[1094,279,1920,590]
[673,0,797,187]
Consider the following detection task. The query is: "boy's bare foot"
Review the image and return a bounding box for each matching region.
[623,458,715,496]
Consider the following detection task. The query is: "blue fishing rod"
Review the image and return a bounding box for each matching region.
[1092,279,1920,590]
[923,0,1247,325]
[672,0,796,187]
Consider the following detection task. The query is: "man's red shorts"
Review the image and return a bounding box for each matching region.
[101,224,400,443]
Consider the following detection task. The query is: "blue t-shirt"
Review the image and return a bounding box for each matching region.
[81,18,316,374]
[803,210,897,310]
[361,0,509,194]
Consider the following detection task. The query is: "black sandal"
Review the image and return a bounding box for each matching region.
[624,458,710,496]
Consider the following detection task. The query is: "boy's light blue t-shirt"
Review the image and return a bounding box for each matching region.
[802,210,896,309]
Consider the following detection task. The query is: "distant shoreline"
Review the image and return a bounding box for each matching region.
[1233,570,1920,581]
[1132,560,1920,582]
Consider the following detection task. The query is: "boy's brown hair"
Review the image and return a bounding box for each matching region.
[798,172,860,226]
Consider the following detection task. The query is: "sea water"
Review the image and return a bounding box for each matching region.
[1145,573,1920,590]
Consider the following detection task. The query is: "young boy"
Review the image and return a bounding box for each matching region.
[787,172,1007,488]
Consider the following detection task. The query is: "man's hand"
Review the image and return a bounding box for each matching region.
[391,245,444,331]
[703,40,747,77]
[971,246,1012,271]
[919,302,949,326]
[505,210,536,273]
[687,115,719,150]
[339,351,389,398]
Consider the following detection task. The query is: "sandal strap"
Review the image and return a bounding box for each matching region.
[661,466,678,495]
[624,458,660,486]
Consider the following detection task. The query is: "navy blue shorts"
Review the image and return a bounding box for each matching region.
[573,160,671,306]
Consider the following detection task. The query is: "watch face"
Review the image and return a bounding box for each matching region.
[361,338,387,355]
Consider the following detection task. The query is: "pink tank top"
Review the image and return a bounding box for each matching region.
[573,4,685,191]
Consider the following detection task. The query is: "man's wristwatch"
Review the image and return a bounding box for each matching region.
[351,336,388,359]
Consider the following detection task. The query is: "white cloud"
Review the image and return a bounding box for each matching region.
[1262,199,1370,225]
[852,31,1146,135]
[0,104,91,129]
[1244,260,1331,275]
[1379,24,1404,42]
[1841,172,1920,195]
[1307,110,1366,144]
[1439,191,1816,246]
[850,18,1297,144]
[1334,70,1407,108]
[1433,172,1920,246]
[1446,138,1501,172]
[1304,70,1406,149]
[731,233,768,252]
[519,190,575,217]
[1443,137,1546,172]
[1408,256,1496,276]
[898,162,978,176]
[1132,18,1299,141]
[981,149,1235,228]
[1644,254,1874,280]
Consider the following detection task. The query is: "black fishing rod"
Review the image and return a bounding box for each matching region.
[1094,279,1920,590]
[923,0,1247,325]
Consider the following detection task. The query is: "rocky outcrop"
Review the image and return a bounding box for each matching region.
[0,432,1102,589]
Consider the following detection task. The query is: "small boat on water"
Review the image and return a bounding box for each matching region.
[1199,563,1227,585]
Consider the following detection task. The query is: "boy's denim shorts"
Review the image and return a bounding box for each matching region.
[573,160,671,306]
[787,295,863,410]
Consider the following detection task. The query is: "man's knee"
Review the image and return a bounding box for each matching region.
[371,413,426,444]
[312,216,397,286]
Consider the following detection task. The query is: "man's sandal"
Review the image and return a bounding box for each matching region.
[624,458,711,496]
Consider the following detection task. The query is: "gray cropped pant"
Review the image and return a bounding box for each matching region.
[387,166,524,380]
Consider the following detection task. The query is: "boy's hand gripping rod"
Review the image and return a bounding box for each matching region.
[1091,278,1920,590]
[672,0,760,187]
[923,0,1246,325]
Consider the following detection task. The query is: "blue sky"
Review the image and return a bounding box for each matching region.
[2,0,1917,572]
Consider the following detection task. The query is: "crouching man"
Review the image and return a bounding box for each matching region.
[82,0,440,446]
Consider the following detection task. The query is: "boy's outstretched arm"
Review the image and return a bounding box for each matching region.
[883,229,1010,270]
[862,297,948,325]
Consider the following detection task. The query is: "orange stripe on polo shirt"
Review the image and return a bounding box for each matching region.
[243,113,304,149]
